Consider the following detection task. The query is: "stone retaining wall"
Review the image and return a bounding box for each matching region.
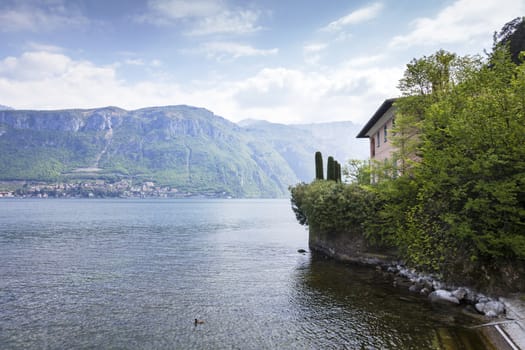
[308,227,398,266]
[309,226,525,295]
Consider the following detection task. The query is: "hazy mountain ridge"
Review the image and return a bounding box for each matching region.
[0,106,367,197]
[239,119,368,181]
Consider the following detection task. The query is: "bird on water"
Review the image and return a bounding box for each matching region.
[194,318,205,325]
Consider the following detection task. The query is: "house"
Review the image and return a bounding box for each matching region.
[356,98,397,162]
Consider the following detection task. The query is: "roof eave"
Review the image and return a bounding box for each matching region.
[356,98,398,138]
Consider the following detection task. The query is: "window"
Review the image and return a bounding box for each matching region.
[377,131,380,147]
[384,125,388,142]
[391,117,396,136]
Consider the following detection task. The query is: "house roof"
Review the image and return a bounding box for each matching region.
[356,98,398,138]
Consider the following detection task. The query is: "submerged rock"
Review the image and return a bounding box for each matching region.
[420,287,431,296]
[451,287,468,301]
[475,300,505,317]
[409,284,422,293]
[429,290,460,305]
[345,259,507,317]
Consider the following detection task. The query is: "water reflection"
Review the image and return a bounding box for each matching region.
[290,254,491,350]
[0,199,494,350]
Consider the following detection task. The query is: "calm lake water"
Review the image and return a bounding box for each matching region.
[0,199,492,349]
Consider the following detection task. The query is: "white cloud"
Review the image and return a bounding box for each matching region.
[192,42,278,61]
[343,54,386,68]
[302,43,328,65]
[0,2,88,32]
[151,59,162,67]
[389,0,525,49]
[142,0,262,36]
[0,51,72,80]
[322,2,383,32]
[187,10,262,36]
[0,51,119,107]
[124,59,145,66]
[0,50,212,111]
[303,43,328,53]
[0,50,401,124]
[116,54,163,68]
[26,42,65,53]
[147,0,223,19]
[231,63,401,123]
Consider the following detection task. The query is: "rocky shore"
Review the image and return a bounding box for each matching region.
[308,234,525,348]
[305,246,525,348]
[308,227,516,318]
[306,223,525,349]
[385,264,506,317]
[387,264,525,349]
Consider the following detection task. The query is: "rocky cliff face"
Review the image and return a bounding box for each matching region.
[0,107,126,132]
[308,227,398,266]
[0,105,367,197]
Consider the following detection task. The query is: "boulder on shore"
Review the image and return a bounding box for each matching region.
[428,290,460,305]
[475,300,505,317]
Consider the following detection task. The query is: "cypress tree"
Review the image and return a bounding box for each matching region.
[327,156,335,181]
[315,151,324,180]
[335,161,342,182]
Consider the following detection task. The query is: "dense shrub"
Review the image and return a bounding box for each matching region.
[290,181,378,236]
[290,21,525,288]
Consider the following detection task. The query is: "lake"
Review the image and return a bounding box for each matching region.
[0,199,492,349]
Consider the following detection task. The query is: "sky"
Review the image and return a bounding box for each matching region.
[0,0,524,125]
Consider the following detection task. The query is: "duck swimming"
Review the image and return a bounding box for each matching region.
[194,318,205,325]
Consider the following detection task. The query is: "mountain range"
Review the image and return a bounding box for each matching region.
[0,105,367,197]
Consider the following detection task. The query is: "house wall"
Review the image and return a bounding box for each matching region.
[367,106,396,162]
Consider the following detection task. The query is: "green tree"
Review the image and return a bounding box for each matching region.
[315,151,324,180]
[335,161,342,183]
[327,156,335,181]
[416,46,525,263]
[376,42,525,281]
[292,21,525,289]
[290,180,379,235]
[343,159,371,185]
[393,50,481,175]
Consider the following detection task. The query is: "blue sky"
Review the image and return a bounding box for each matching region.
[0,0,523,124]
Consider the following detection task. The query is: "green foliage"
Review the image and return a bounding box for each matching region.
[326,156,335,181]
[0,106,301,197]
[393,51,482,175]
[290,181,378,235]
[290,182,309,226]
[398,49,480,98]
[298,40,524,279]
[291,24,525,287]
[372,42,525,276]
[343,159,371,185]
[315,151,324,180]
[335,161,342,183]
[324,156,342,182]
[415,46,525,262]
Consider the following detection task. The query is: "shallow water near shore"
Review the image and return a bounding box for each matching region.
[0,198,492,349]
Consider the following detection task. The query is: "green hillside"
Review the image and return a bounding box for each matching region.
[0,105,366,197]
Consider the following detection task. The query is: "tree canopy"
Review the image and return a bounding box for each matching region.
[290,19,525,291]
[373,24,525,281]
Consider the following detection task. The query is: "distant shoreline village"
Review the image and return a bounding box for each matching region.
[0,180,233,199]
